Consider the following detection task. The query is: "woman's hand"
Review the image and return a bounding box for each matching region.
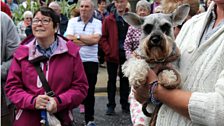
[147,68,159,83]
[46,97,57,114]
[133,83,150,104]
[133,68,158,104]
[35,95,50,110]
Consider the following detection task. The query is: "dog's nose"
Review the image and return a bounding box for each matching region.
[150,35,161,45]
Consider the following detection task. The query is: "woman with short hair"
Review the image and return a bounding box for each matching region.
[5,7,88,126]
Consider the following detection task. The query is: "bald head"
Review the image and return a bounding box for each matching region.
[48,1,61,16]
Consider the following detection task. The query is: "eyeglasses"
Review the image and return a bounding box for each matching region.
[32,18,51,25]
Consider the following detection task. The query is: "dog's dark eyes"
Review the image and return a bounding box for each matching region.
[143,24,153,35]
[161,23,171,35]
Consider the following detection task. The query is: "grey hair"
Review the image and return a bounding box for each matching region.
[48,1,61,9]
[80,0,95,9]
[23,11,33,18]
[136,0,151,12]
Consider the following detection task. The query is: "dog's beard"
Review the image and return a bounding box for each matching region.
[142,35,174,62]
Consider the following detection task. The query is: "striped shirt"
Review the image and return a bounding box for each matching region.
[66,16,102,62]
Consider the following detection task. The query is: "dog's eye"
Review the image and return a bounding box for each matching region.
[161,23,171,34]
[143,24,153,35]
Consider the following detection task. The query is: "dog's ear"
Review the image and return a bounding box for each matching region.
[171,4,190,27]
[123,12,144,29]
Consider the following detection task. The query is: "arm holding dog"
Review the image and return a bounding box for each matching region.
[154,83,191,119]
[124,1,224,125]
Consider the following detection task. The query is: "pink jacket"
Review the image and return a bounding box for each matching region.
[5,35,88,126]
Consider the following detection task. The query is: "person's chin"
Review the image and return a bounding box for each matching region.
[34,34,47,39]
[117,10,124,15]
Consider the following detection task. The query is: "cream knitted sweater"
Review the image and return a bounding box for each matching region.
[156,2,224,126]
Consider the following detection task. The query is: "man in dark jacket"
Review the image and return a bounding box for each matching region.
[100,0,130,115]
[49,1,68,35]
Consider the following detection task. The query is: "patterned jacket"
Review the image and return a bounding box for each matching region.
[124,26,141,59]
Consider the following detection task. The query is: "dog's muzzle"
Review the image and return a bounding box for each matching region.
[150,35,162,46]
[148,30,165,47]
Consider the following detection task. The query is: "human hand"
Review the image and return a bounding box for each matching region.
[133,83,150,104]
[132,68,157,103]
[46,97,57,114]
[151,63,173,74]
[35,95,50,110]
[147,68,158,84]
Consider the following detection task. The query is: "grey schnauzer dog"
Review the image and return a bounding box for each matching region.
[122,4,190,123]
[122,4,190,90]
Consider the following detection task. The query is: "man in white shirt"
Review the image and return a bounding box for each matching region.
[66,0,102,126]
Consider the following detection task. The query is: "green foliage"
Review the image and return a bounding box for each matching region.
[12,0,76,24]
[59,0,76,18]
[13,0,41,24]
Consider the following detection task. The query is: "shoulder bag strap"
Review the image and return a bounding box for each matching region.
[33,62,55,97]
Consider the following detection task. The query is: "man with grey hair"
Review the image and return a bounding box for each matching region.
[49,1,68,35]
[66,0,102,125]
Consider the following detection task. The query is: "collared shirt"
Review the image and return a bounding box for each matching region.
[93,9,109,21]
[36,39,58,58]
[66,16,102,62]
[200,6,224,45]
[77,16,93,31]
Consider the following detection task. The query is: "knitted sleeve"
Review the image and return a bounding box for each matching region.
[189,69,224,126]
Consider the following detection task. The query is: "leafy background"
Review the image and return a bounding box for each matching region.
[13,0,76,24]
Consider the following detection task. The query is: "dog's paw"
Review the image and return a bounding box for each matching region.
[158,68,181,89]
[122,58,150,87]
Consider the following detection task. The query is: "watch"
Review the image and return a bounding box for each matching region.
[76,35,80,40]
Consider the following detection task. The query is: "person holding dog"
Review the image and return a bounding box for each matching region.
[134,1,224,126]
[5,7,88,126]
[123,0,151,125]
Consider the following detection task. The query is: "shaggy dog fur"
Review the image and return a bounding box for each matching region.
[122,5,190,89]
[122,3,192,126]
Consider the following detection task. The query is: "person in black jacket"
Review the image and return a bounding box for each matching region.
[49,1,68,35]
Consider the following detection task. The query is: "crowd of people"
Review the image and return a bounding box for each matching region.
[1,0,224,126]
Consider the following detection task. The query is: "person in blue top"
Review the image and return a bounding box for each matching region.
[6,0,18,12]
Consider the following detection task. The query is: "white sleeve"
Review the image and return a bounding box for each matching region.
[93,19,102,35]
[189,69,224,126]
[65,18,76,36]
